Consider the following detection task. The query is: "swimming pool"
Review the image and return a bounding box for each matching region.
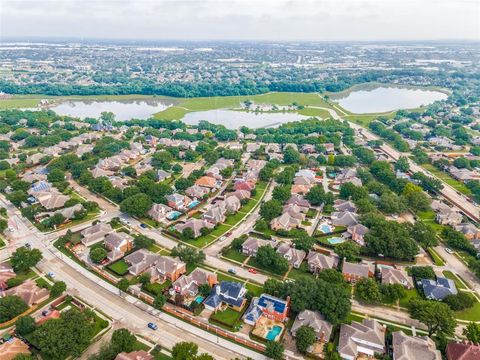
[319,223,333,234]
[167,211,181,220]
[194,295,204,304]
[328,237,345,245]
[265,325,283,341]
[188,200,200,209]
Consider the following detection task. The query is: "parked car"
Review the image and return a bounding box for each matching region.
[228,268,236,274]
[445,247,453,254]
[148,322,158,330]
[140,223,147,229]
[47,272,55,278]
[24,243,31,248]
[248,268,257,274]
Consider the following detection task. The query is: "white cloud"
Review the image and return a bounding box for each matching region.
[1,0,478,40]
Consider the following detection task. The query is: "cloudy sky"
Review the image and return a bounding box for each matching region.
[1,0,479,41]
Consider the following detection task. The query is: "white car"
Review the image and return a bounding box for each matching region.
[445,247,453,254]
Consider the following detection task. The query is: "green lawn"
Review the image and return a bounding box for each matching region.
[297,107,331,118]
[223,248,248,263]
[454,300,480,321]
[398,288,422,308]
[216,272,241,283]
[108,259,129,276]
[143,280,171,296]
[427,247,445,266]
[442,270,467,290]
[288,266,314,281]
[209,307,243,328]
[0,238,5,248]
[245,282,264,297]
[132,339,151,352]
[0,98,41,109]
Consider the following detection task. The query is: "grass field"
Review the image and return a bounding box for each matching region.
[209,307,243,328]
[442,270,467,290]
[455,300,480,321]
[0,98,42,109]
[223,248,248,263]
[398,288,421,308]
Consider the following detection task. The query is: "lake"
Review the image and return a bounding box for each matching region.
[334,86,448,113]
[180,109,308,129]
[49,99,176,121]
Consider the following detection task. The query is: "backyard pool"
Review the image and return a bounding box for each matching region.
[266,325,283,341]
[194,295,204,304]
[188,200,200,209]
[328,237,345,245]
[319,223,333,234]
[167,211,182,220]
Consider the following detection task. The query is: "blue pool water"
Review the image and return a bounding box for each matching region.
[319,224,333,234]
[266,325,283,341]
[188,200,200,209]
[194,295,204,304]
[328,237,345,245]
[167,211,181,220]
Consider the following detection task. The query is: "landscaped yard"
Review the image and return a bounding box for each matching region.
[222,248,248,263]
[422,164,472,196]
[398,288,422,308]
[209,307,243,329]
[108,259,129,276]
[454,300,480,321]
[143,280,171,296]
[442,270,467,290]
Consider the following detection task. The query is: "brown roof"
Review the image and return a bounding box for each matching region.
[446,342,480,360]
[115,350,154,360]
[0,337,31,360]
[4,280,49,306]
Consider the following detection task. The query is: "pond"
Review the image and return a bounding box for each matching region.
[334,86,448,113]
[49,99,176,121]
[180,109,308,129]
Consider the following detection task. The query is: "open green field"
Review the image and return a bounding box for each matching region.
[0,98,41,109]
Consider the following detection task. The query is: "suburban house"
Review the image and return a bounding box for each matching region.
[331,211,359,227]
[204,281,247,312]
[166,193,192,210]
[146,256,187,282]
[203,205,226,224]
[148,203,174,222]
[449,166,480,182]
[0,262,16,290]
[172,268,218,297]
[380,267,414,289]
[3,280,49,306]
[115,351,154,360]
[243,293,290,325]
[276,243,306,268]
[454,223,480,240]
[195,176,220,189]
[185,185,210,199]
[156,169,171,182]
[291,310,333,344]
[421,277,458,300]
[431,200,463,226]
[224,196,242,213]
[104,232,134,261]
[124,249,161,276]
[242,237,275,257]
[234,180,255,192]
[446,342,480,360]
[306,251,339,273]
[392,331,441,360]
[28,189,69,210]
[175,219,215,238]
[333,199,357,213]
[0,337,31,360]
[338,319,386,360]
[81,222,113,246]
[271,206,305,231]
[227,190,251,202]
[342,260,374,283]
[286,194,311,212]
[343,224,369,246]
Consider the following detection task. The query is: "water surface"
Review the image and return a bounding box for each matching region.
[335,86,448,113]
[50,99,175,121]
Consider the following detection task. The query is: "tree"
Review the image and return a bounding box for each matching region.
[120,193,152,217]
[444,292,475,311]
[90,247,107,263]
[283,146,301,164]
[295,325,316,353]
[265,341,284,360]
[335,241,360,262]
[117,279,130,292]
[10,247,43,273]
[411,222,437,248]
[256,245,289,274]
[50,281,67,297]
[260,200,283,222]
[272,185,291,203]
[47,168,66,183]
[306,185,333,206]
[402,183,431,213]
[380,284,406,303]
[111,328,136,353]
[138,273,151,286]
[134,235,154,249]
[0,295,28,322]
[463,322,480,344]
[410,266,436,280]
[408,299,456,337]
[355,278,382,304]
[153,294,166,309]
[198,283,212,297]
[181,227,195,240]
[293,235,316,251]
[30,309,95,359]
[172,342,199,360]
[15,315,36,336]
[171,245,206,266]
[378,192,406,215]
[395,156,410,172]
